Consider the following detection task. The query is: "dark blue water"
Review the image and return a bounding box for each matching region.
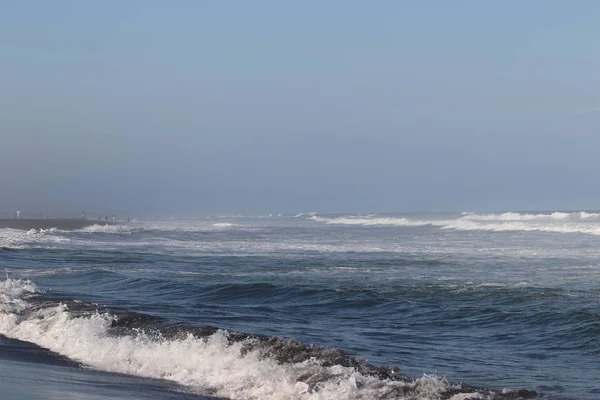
[1,212,599,399]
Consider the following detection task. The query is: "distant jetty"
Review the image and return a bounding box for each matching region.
[0,219,114,231]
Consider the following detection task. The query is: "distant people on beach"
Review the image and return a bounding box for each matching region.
[112,214,116,222]
[82,212,86,219]
[15,210,21,219]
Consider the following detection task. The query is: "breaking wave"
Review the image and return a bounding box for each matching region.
[459,211,600,221]
[76,224,141,234]
[73,222,252,234]
[0,228,71,249]
[440,220,600,235]
[309,212,600,236]
[0,279,536,400]
[309,216,432,227]
[211,222,243,229]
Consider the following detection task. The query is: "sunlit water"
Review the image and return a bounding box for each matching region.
[1,212,599,399]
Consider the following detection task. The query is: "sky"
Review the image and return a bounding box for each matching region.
[1,1,599,215]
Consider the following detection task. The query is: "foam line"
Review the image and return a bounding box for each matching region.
[0,279,534,400]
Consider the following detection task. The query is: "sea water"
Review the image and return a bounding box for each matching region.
[1,212,599,399]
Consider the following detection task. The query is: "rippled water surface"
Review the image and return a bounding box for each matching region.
[1,212,599,399]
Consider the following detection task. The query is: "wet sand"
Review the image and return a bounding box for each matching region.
[0,219,114,231]
[0,354,209,400]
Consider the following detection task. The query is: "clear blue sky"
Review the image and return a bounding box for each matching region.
[1,1,599,214]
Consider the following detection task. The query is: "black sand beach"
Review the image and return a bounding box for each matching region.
[0,219,113,231]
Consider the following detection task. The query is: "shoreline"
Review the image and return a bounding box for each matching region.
[0,219,115,231]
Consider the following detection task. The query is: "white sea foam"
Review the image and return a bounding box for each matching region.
[211,222,242,229]
[118,220,256,233]
[309,212,600,236]
[448,393,483,400]
[441,220,600,235]
[0,230,27,249]
[460,211,600,221]
[156,238,391,255]
[309,216,434,227]
[76,224,140,234]
[0,279,39,313]
[0,279,459,400]
[0,228,70,249]
[74,222,249,234]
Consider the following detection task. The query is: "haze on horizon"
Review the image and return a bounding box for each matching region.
[1,1,599,216]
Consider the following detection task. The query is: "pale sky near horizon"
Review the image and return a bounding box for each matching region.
[1,1,599,215]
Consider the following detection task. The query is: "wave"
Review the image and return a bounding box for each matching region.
[75,224,141,234]
[441,220,600,235]
[0,279,536,400]
[460,211,600,221]
[73,222,252,234]
[0,228,71,249]
[295,212,318,218]
[309,216,433,227]
[126,220,257,233]
[0,278,39,313]
[309,213,600,236]
[211,222,243,229]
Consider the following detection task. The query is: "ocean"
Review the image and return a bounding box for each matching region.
[1,212,598,400]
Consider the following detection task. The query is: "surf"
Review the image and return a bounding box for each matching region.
[0,278,537,400]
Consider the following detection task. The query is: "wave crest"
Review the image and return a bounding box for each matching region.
[0,280,536,400]
[309,212,600,236]
[212,222,243,229]
[460,211,600,221]
[309,216,431,227]
[76,224,141,234]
